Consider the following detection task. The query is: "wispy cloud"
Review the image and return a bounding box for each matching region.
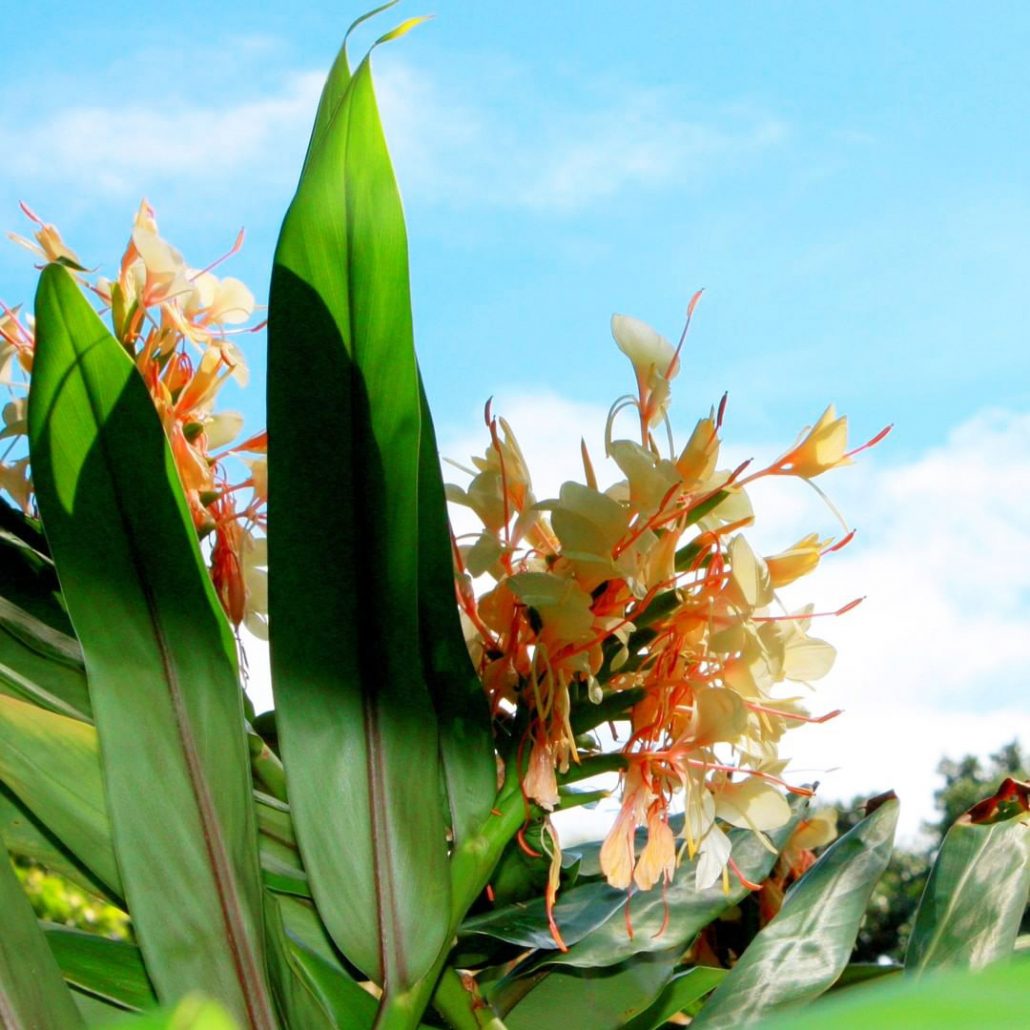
[376,61,788,213]
[1,71,324,199]
[2,39,786,219]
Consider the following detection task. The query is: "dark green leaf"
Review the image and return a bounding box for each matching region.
[622,966,726,1030]
[45,925,157,1011]
[0,784,113,902]
[0,853,84,1027]
[264,892,376,1030]
[415,371,496,848]
[500,950,679,1030]
[691,796,898,1029]
[460,880,627,951]
[0,694,121,896]
[267,41,450,990]
[905,796,1030,973]
[29,264,274,1025]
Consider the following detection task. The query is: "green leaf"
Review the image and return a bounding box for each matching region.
[28,264,274,1025]
[460,880,628,951]
[0,497,70,634]
[0,592,91,720]
[499,950,679,1030]
[264,892,377,1030]
[0,783,113,902]
[0,694,121,896]
[0,853,84,1027]
[621,966,726,1030]
[415,372,496,848]
[96,994,240,1030]
[0,690,311,911]
[267,38,450,992]
[547,808,805,969]
[691,796,899,1029]
[0,504,91,719]
[45,925,157,1011]
[758,956,1029,1030]
[905,787,1030,974]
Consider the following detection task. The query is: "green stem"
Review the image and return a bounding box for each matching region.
[432,967,506,1029]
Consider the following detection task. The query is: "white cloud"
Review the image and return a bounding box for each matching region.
[375,61,788,213]
[2,45,785,218]
[2,71,324,198]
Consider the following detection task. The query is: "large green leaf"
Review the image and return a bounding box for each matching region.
[45,926,157,1012]
[0,506,91,720]
[905,781,1030,974]
[0,693,121,895]
[0,594,90,720]
[499,950,680,1030]
[691,796,899,1029]
[267,30,450,994]
[759,956,1029,1030]
[0,783,112,900]
[0,853,84,1027]
[622,966,726,1030]
[546,808,806,969]
[415,371,497,848]
[29,264,274,1026]
[0,689,312,906]
[264,893,377,1030]
[0,496,71,632]
[460,880,627,951]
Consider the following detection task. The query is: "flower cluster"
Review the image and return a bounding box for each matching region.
[448,298,888,906]
[1,203,268,638]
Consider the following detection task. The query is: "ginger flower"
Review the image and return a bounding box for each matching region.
[772,404,850,478]
[448,293,884,921]
[1,202,267,636]
[611,313,679,432]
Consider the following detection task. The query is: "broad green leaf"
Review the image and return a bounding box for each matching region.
[499,950,679,1030]
[0,496,70,633]
[0,854,84,1027]
[759,956,1029,1030]
[0,503,91,719]
[0,691,312,906]
[547,808,805,968]
[267,38,450,991]
[622,966,726,1030]
[29,264,274,1026]
[416,372,496,848]
[905,782,1030,974]
[691,796,899,1029]
[45,925,157,1011]
[0,783,113,901]
[460,880,627,951]
[0,693,121,896]
[264,893,376,1030]
[0,594,91,720]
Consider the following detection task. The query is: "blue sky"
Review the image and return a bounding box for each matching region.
[4,2,1029,834]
